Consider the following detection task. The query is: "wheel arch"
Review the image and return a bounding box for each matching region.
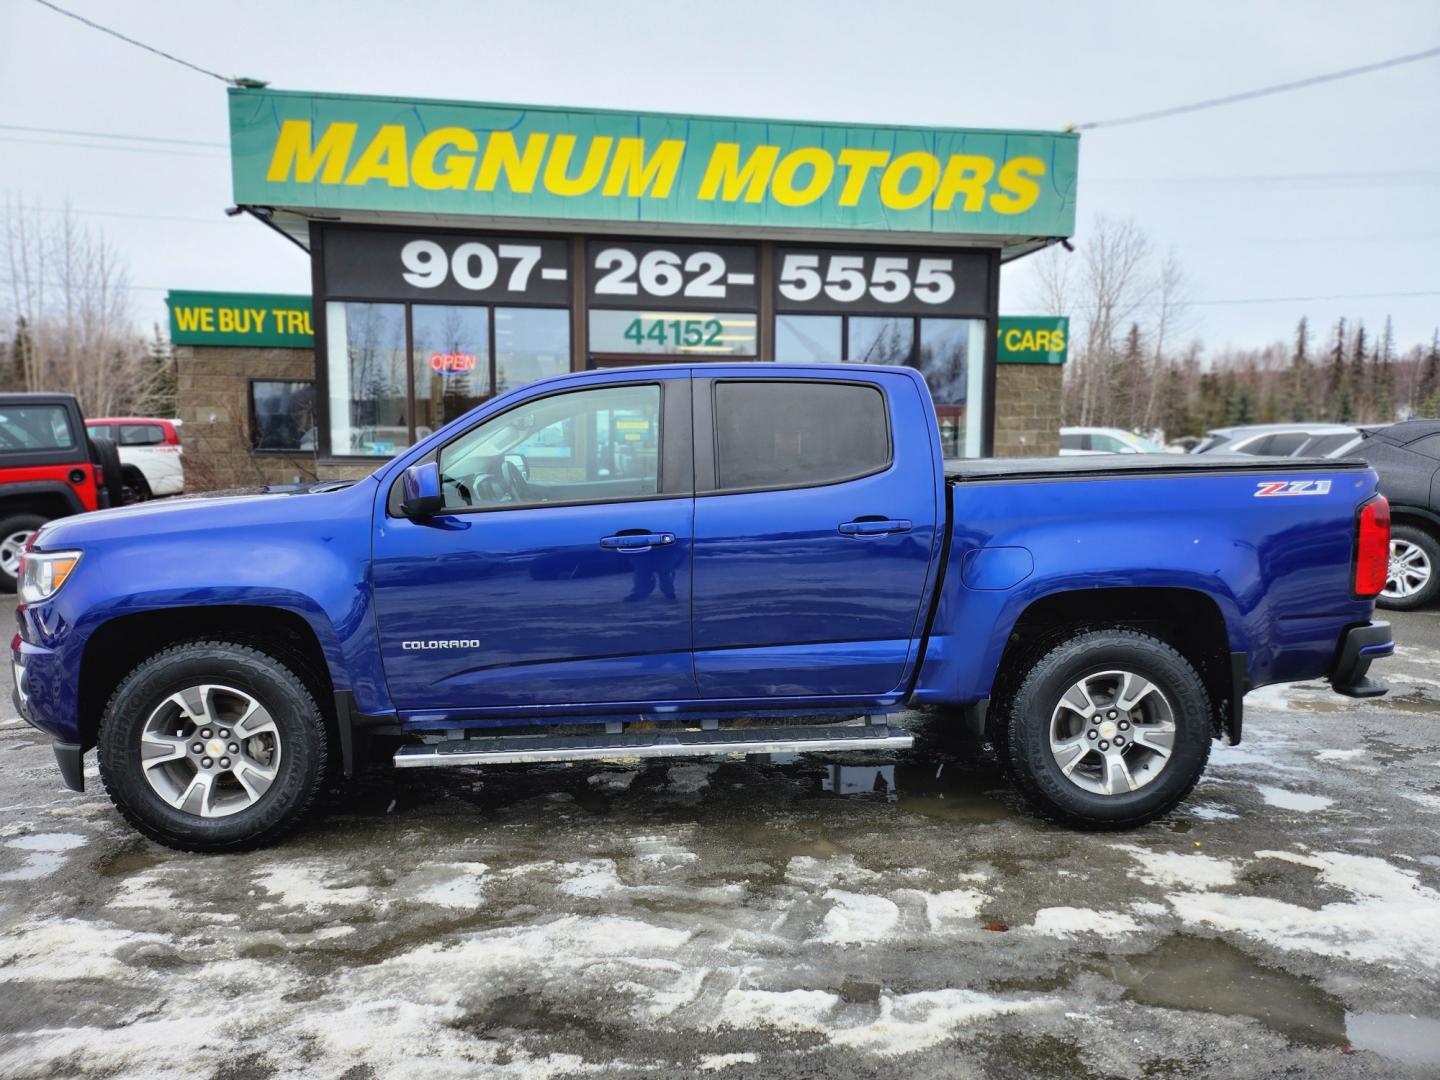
[77,605,337,754]
[992,586,1238,743]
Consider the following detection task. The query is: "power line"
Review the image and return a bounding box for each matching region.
[1074,44,1440,131]
[1189,290,1440,306]
[28,0,264,87]
[0,135,226,159]
[0,122,226,148]
[25,205,233,226]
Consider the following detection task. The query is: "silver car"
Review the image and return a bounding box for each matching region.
[1192,423,1359,458]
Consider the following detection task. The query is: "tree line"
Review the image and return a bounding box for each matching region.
[1,199,175,417]
[1033,216,1440,440]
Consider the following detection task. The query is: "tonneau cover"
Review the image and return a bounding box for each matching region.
[945,453,1368,483]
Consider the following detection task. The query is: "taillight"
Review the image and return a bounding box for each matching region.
[165,423,181,446]
[1354,495,1390,598]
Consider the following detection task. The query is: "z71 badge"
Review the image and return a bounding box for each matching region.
[1254,480,1332,497]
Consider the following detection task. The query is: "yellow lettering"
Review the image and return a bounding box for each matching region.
[1052,327,1066,352]
[218,309,236,333]
[990,156,1045,214]
[879,151,940,210]
[475,132,549,193]
[771,147,833,207]
[265,120,357,184]
[343,125,411,187]
[173,307,205,333]
[836,149,889,206]
[697,143,779,203]
[1005,329,1022,351]
[200,310,214,332]
[412,127,478,190]
[935,154,995,212]
[544,134,614,196]
[602,138,685,198]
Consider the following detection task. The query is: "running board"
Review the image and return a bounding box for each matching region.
[393,724,913,768]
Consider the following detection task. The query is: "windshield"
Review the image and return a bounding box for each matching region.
[1123,432,1165,453]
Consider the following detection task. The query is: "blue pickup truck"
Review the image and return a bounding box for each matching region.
[12,364,1393,851]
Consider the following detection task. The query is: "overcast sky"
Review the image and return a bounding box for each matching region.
[2,0,1437,353]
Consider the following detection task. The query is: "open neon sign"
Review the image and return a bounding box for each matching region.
[429,352,478,374]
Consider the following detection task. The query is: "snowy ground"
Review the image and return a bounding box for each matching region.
[2,604,1439,1078]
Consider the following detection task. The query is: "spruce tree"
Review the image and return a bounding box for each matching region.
[1288,316,1310,421]
[1349,322,1368,420]
[1372,316,1395,423]
[1327,318,1347,418]
[1419,329,1440,417]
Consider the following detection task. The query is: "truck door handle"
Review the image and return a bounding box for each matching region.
[838,518,912,537]
[599,532,675,552]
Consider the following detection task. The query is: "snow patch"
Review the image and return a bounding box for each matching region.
[830,989,1044,1054]
[1167,850,1440,969]
[718,988,839,1032]
[1029,906,1143,938]
[1314,748,1366,762]
[785,854,877,887]
[1256,785,1334,812]
[699,1052,758,1070]
[252,861,374,912]
[897,887,988,932]
[1118,845,1239,890]
[819,890,900,944]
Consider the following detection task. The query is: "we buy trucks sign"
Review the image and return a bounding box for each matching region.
[167,291,314,348]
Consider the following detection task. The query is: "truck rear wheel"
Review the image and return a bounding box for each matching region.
[97,641,328,852]
[1001,629,1211,829]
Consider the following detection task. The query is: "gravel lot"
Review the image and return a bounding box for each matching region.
[2,599,1439,1079]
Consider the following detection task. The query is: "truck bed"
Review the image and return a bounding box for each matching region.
[945,453,1369,483]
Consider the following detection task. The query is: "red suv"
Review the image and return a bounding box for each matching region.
[0,393,120,591]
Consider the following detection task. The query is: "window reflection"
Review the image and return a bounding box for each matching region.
[847,317,913,364]
[775,315,841,363]
[326,301,408,457]
[413,305,490,437]
[496,307,570,393]
[252,380,316,451]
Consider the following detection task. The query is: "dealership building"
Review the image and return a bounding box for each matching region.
[173,88,1074,486]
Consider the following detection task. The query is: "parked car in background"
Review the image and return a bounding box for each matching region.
[0,392,120,592]
[1192,423,1358,458]
[84,417,183,501]
[1330,420,1440,610]
[1059,427,1168,455]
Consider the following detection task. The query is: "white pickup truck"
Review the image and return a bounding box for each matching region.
[84,417,184,501]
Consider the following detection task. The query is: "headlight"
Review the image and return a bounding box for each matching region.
[19,550,82,603]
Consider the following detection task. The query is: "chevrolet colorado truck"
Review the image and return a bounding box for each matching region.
[12,364,1393,851]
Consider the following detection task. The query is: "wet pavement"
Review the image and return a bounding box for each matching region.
[2,601,1440,1078]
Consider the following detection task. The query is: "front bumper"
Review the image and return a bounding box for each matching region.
[1330,621,1392,698]
[12,632,85,792]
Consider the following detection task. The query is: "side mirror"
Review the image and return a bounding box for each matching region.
[400,461,444,518]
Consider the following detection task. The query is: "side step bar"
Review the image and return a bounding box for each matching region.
[393,723,913,769]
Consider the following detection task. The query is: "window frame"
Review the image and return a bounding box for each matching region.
[694,376,894,497]
[248,377,318,455]
[385,378,691,518]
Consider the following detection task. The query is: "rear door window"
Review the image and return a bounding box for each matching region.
[1059,433,1085,450]
[1245,433,1308,456]
[0,406,75,451]
[120,424,165,446]
[713,380,890,491]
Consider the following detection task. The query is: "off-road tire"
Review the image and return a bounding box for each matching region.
[98,641,328,852]
[0,512,48,593]
[1377,523,1440,611]
[1001,628,1212,830]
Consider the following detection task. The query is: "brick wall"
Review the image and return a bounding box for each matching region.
[175,344,323,490]
[993,364,1063,457]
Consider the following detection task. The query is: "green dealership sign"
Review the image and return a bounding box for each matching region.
[228,88,1079,239]
[997,316,1068,364]
[167,290,313,347]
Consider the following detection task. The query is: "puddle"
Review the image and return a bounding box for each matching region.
[1347,1012,1440,1067]
[1106,935,1346,1047]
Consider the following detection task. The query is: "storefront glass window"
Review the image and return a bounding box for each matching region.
[919,318,987,458]
[847,317,914,364]
[251,380,316,451]
[413,304,490,438]
[775,315,841,363]
[495,307,570,393]
[326,301,408,457]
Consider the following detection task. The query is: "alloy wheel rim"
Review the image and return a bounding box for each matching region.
[0,530,34,576]
[1049,669,1176,796]
[1385,539,1431,599]
[139,684,282,818]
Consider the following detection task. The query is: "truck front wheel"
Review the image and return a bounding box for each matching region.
[1001,629,1212,829]
[97,641,329,852]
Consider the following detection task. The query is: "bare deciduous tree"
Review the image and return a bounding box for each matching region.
[2,197,168,415]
